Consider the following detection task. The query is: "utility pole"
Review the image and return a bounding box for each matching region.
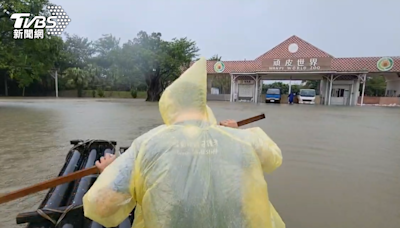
[50,68,59,98]
[55,70,58,98]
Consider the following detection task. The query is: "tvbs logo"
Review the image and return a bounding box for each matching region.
[10,5,71,40]
[11,13,57,31]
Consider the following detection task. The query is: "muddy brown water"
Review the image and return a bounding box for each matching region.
[0,99,399,228]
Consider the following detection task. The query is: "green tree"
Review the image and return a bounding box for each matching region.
[291,84,300,94]
[270,82,289,94]
[262,82,301,95]
[208,54,222,61]
[212,75,230,94]
[119,40,142,90]
[63,67,90,97]
[0,3,201,99]
[364,76,386,96]
[130,31,199,101]
[0,0,62,96]
[92,34,124,91]
[63,33,95,69]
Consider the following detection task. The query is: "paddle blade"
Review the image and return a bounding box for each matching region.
[237,113,265,126]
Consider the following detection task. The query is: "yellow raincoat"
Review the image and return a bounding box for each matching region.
[83,58,285,228]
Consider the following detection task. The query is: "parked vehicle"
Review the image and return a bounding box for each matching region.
[297,89,316,104]
[265,88,281,103]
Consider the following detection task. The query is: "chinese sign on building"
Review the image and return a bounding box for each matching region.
[238,80,254,84]
[262,57,332,71]
[10,5,71,40]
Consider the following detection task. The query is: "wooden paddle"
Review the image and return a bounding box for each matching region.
[237,113,265,126]
[0,167,99,205]
[0,113,265,205]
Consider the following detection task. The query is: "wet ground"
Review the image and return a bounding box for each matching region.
[0,98,399,228]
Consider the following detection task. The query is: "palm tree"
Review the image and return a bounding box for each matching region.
[208,55,222,61]
[64,67,90,97]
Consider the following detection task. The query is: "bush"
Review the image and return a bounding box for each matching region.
[97,88,105,97]
[130,89,137,98]
[91,90,96,97]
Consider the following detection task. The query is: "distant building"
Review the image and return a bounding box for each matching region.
[204,35,400,106]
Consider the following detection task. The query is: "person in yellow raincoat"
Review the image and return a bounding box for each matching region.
[83,57,285,228]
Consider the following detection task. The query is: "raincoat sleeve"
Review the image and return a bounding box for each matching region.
[245,127,282,174]
[83,141,138,227]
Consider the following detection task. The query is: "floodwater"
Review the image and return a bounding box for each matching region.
[0,98,399,228]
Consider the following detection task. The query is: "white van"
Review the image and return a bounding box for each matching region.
[297,89,316,104]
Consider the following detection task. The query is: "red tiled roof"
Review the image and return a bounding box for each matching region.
[204,35,400,74]
[332,57,400,72]
[255,35,333,60]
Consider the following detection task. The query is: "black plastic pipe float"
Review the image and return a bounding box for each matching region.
[72,149,98,205]
[88,148,113,228]
[16,140,131,228]
[24,148,83,228]
[57,148,99,228]
[18,153,95,226]
[44,149,82,209]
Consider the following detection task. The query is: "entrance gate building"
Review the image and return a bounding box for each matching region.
[206,36,400,106]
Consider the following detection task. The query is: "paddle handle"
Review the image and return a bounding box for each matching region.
[237,113,265,126]
[0,166,99,205]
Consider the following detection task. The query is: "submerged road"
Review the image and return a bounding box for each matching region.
[0,99,399,228]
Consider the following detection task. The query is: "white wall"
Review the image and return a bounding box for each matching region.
[386,79,400,96]
[321,79,359,106]
[384,74,400,96]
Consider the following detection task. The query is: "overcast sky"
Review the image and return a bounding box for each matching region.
[52,0,400,61]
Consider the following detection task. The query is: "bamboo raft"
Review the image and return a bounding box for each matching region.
[16,139,134,228]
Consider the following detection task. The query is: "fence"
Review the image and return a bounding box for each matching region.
[207,94,230,101]
[358,96,400,105]
[54,90,146,98]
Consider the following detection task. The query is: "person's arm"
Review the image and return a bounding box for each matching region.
[220,120,282,173]
[245,127,282,173]
[83,141,138,227]
[220,119,238,128]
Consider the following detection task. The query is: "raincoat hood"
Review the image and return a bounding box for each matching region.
[159,57,217,125]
